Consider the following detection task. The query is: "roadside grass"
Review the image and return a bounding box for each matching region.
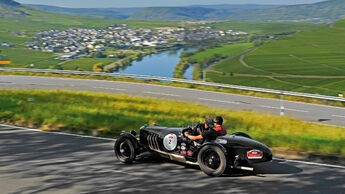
[0,89,344,155]
[61,58,116,71]
[189,43,253,63]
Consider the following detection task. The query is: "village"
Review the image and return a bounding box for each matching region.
[25,24,248,60]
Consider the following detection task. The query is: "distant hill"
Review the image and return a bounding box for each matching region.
[0,0,29,17]
[25,3,293,22]
[129,7,218,21]
[26,4,141,19]
[189,4,283,10]
[0,0,20,7]
[129,0,345,23]
[226,0,345,23]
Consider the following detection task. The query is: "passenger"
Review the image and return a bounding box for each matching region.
[184,118,217,142]
[214,116,227,136]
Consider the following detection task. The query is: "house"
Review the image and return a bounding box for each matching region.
[59,54,78,60]
[0,42,10,47]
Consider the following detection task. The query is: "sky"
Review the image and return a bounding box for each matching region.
[16,0,326,8]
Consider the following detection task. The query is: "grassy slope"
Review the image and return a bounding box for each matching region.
[128,0,345,22]
[245,19,345,76]
[0,89,344,155]
[208,21,322,34]
[0,6,180,33]
[207,72,345,95]
[208,19,345,96]
[225,0,345,22]
[190,43,253,62]
[61,58,116,71]
[0,47,60,68]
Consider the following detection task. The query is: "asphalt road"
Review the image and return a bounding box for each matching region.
[1,125,344,194]
[1,75,345,127]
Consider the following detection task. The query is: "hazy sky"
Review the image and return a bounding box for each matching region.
[16,0,326,8]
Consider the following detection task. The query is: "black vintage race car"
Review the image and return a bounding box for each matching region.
[114,124,272,177]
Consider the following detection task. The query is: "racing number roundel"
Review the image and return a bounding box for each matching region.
[163,133,177,151]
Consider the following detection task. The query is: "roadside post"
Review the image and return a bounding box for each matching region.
[203,58,207,82]
[280,91,284,116]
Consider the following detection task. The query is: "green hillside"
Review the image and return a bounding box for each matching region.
[129,0,345,23]
[129,7,216,21]
[0,1,180,33]
[0,0,28,18]
[26,4,138,20]
[209,19,345,96]
[229,0,345,22]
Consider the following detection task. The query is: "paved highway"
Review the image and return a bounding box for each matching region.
[1,75,345,126]
[1,125,344,194]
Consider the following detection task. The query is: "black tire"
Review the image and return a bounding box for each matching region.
[197,145,227,177]
[114,137,136,164]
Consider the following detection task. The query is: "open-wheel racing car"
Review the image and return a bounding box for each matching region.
[114,124,272,177]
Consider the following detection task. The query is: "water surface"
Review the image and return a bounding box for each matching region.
[116,48,195,79]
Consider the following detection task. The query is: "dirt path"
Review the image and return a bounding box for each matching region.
[207,47,256,71]
[104,59,122,71]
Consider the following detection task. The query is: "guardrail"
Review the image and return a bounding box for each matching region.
[1,67,345,102]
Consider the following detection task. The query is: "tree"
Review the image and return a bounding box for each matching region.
[53,64,63,70]
[90,51,106,58]
[93,63,104,72]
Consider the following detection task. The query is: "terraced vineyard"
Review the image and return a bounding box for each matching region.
[209,19,345,96]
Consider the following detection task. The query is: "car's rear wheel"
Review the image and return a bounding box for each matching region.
[114,137,136,164]
[197,145,227,177]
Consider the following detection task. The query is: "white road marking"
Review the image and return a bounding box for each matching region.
[198,98,240,104]
[0,124,115,141]
[260,105,308,113]
[332,115,345,119]
[285,108,309,113]
[94,86,126,91]
[144,91,180,97]
[1,124,344,169]
[273,157,345,169]
[261,105,277,109]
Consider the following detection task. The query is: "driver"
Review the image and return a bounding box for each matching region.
[184,118,217,142]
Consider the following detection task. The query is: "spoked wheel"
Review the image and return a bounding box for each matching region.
[114,137,136,164]
[198,145,227,177]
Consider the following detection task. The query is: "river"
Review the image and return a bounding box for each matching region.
[116,48,196,80]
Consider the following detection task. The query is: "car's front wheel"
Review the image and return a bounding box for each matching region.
[197,145,227,177]
[114,137,136,164]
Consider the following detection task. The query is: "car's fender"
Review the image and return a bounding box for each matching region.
[196,142,228,156]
